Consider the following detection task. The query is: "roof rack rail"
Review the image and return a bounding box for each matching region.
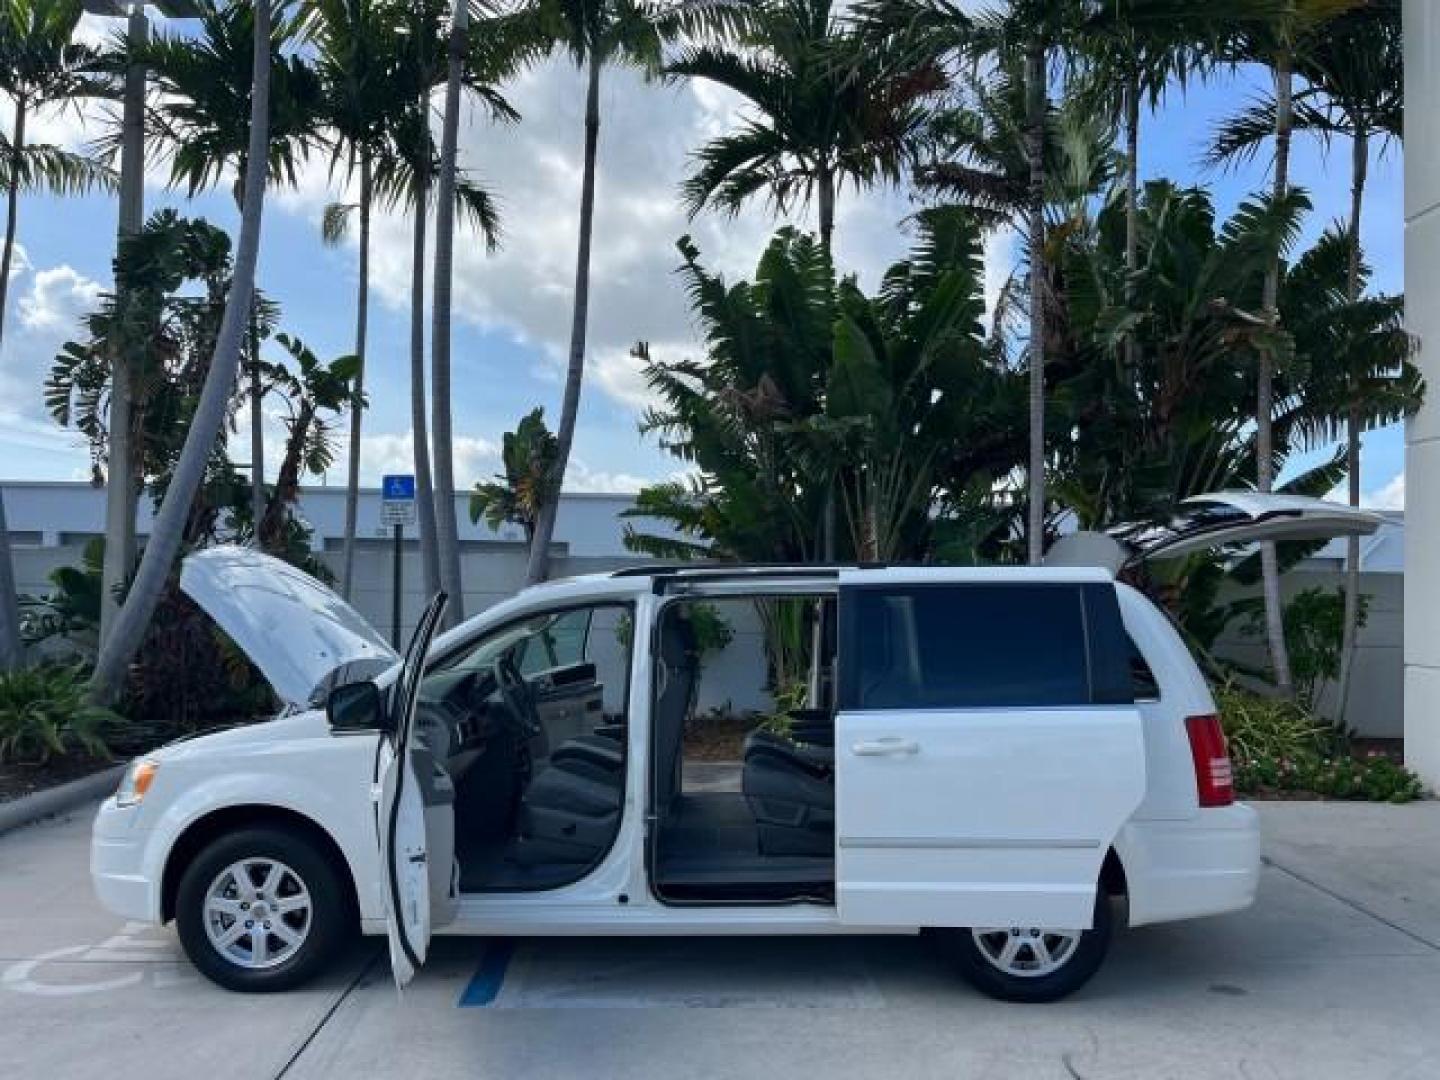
[610,562,891,579]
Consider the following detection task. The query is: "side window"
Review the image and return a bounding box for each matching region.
[516,608,590,676]
[1083,583,1137,706]
[840,583,1093,710]
[1129,640,1161,702]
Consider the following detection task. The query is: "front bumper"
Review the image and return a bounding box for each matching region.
[90,796,159,924]
[1118,803,1262,927]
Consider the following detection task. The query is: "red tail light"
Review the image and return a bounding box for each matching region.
[1185,713,1234,808]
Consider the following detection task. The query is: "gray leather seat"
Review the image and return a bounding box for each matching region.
[509,611,696,867]
[742,729,835,858]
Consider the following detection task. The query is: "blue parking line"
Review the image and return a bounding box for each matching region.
[458,940,515,1008]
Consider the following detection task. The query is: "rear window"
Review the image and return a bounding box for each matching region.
[838,582,1134,711]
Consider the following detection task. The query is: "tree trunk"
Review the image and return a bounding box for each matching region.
[817,162,835,259]
[1335,121,1370,723]
[817,161,836,562]
[525,52,601,586]
[249,316,264,533]
[1025,37,1047,567]
[0,99,23,348]
[1124,73,1140,279]
[1122,70,1142,393]
[0,97,28,672]
[1258,49,1295,698]
[430,0,468,627]
[410,133,441,601]
[90,0,273,703]
[259,402,315,550]
[100,6,148,650]
[340,152,372,601]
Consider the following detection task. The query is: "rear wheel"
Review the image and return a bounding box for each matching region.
[937,894,1113,1003]
[175,826,350,993]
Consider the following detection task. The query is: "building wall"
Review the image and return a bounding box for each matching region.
[1404,0,1440,782]
[1212,570,1404,739]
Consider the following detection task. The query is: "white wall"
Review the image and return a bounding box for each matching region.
[1404,0,1440,782]
[1212,569,1404,739]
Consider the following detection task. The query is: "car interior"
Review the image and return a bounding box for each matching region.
[412,593,839,902]
[414,603,633,892]
[649,595,838,904]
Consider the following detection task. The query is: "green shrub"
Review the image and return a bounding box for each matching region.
[1217,685,1424,803]
[0,665,118,765]
[1215,685,1338,763]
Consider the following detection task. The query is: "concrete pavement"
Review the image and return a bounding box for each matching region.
[3,801,1439,1080]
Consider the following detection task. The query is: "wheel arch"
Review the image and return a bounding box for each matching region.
[160,804,360,927]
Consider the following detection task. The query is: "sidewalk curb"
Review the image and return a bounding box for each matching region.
[0,764,124,837]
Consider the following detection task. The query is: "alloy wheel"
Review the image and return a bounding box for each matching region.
[970,926,1081,978]
[202,857,312,970]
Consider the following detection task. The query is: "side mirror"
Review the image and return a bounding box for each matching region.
[326,680,391,734]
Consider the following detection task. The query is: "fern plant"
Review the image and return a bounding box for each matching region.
[0,665,117,765]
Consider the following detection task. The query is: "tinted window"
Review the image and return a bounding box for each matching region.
[1083,583,1137,706]
[840,583,1094,710]
[1129,639,1161,701]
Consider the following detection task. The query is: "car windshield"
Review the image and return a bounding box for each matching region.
[449,614,560,672]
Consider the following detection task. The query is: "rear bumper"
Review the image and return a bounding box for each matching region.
[90,797,160,924]
[1117,804,1261,927]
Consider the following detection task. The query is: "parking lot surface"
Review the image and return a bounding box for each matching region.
[5,800,1440,1080]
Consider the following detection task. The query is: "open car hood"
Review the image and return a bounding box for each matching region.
[1046,492,1384,572]
[180,546,400,708]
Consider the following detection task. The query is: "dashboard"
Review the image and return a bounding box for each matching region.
[414,667,502,770]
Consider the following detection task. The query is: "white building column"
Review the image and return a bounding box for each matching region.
[1404,0,1440,785]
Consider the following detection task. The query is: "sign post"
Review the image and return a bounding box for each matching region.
[380,475,417,647]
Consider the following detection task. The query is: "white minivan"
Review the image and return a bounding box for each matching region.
[91,493,1380,1002]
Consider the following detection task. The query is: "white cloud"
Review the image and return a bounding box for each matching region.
[284,58,921,415]
[564,457,650,494]
[18,265,101,332]
[353,429,501,488]
[1365,472,1405,510]
[348,428,647,494]
[0,262,103,432]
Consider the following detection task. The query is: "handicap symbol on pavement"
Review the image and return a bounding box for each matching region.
[1,922,196,997]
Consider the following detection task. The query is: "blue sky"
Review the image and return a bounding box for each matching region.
[0,15,1409,510]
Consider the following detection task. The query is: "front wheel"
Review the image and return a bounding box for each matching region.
[936,895,1113,1003]
[174,826,351,993]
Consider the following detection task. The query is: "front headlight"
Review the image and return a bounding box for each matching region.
[115,759,159,808]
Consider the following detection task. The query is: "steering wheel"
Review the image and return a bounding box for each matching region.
[492,654,542,739]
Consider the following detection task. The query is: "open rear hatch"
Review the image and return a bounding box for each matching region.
[1045,492,1384,572]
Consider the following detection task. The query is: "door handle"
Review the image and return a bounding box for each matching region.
[851,737,920,757]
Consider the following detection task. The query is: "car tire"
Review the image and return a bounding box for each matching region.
[936,894,1114,1003]
[175,826,351,993]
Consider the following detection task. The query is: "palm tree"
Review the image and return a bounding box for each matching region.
[1211,0,1400,713]
[520,0,745,586]
[92,0,274,703]
[1064,2,1299,289]
[669,0,939,256]
[667,0,938,562]
[308,0,408,601]
[0,0,115,671]
[884,0,1085,564]
[374,1,499,604]
[469,407,559,542]
[1212,0,1364,699]
[430,0,471,626]
[430,0,539,626]
[139,0,321,535]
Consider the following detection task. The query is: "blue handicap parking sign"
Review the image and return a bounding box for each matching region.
[382,474,416,501]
